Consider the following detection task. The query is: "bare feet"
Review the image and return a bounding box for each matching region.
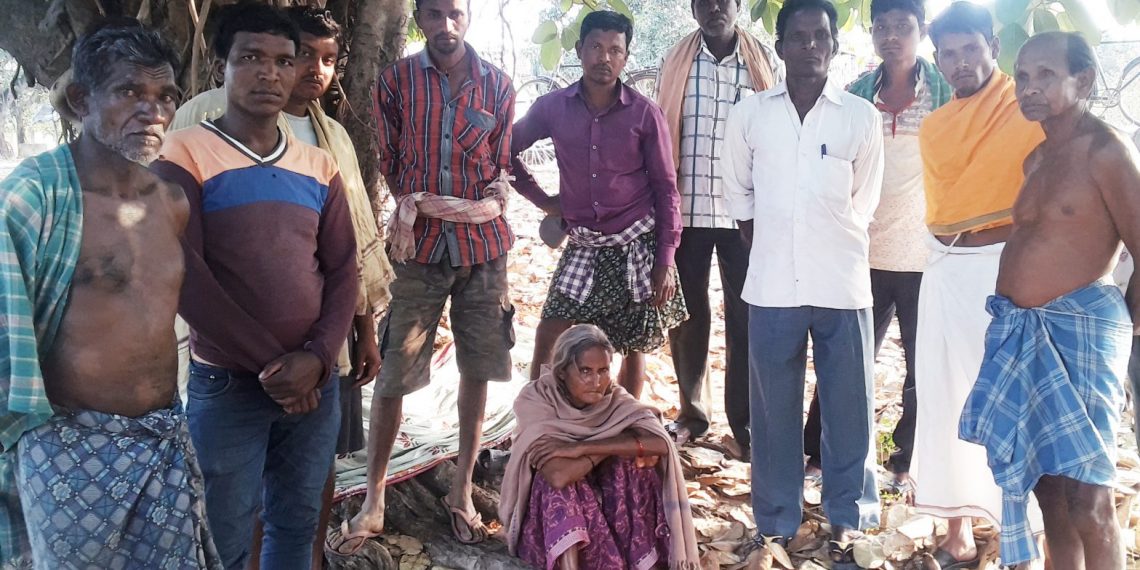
[345,497,386,539]
[558,544,581,570]
[935,517,979,566]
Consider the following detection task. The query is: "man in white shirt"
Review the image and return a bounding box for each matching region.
[655,0,781,456]
[722,0,884,561]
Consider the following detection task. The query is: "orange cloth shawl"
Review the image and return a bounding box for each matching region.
[657,27,776,169]
[918,72,1044,235]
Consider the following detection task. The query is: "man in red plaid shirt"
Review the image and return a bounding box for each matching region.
[328,0,516,553]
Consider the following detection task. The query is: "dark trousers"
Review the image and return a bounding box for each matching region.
[667,227,750,446]
[804,269,921,473]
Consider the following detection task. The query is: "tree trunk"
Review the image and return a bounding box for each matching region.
[0,92,15,159]
[336,0,407,214]
[13,108,27,145]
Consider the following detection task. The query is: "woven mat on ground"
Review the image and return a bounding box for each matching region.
[332,335,535,502]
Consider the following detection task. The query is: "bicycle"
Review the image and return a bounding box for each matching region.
[1091,45,1140,130]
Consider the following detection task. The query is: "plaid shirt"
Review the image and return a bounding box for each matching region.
[555,214,655,303]
[675,38,781,229]
[0,145,85,562]
[959,282,1130,565]
[375,46,516,267]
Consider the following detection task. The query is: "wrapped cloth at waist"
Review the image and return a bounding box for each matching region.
[555,213,656,304]
[958,278,1130,564]
[386,170,513,263]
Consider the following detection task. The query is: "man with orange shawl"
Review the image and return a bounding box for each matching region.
[909,3,1044,567]
[500,325,699,570]
[654,0,779,453]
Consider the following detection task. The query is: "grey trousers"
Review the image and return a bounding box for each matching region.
[748,305,880,538]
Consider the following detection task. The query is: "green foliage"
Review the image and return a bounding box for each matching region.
[530,0,1138,74]
[529,0,640,70]
[740,0,1138,73]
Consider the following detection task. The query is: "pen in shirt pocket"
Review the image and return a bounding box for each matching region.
[820,144,827,159]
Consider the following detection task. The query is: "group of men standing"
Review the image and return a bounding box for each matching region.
[1,0,1139,568]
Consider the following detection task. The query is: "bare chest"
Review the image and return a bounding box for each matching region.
[1013,152,1102,226]
[74,194,183,295]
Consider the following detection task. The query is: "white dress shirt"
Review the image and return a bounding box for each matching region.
[723,79,884,310]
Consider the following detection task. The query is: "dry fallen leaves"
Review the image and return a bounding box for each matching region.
[421,171,1140,568]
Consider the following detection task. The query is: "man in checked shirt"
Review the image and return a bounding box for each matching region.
[655,0,781,455]
[332,0,516,551]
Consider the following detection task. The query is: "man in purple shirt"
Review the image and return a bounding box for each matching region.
[511,10,685,398]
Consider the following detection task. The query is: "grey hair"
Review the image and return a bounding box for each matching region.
[72,20,180,94]
[550,324,615,381]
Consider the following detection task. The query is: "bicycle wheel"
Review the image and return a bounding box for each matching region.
[626,68,658,98]
[515,75,562,169]
[1118,56,1140,128]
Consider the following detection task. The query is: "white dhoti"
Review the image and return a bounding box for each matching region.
[911,235,1042,527]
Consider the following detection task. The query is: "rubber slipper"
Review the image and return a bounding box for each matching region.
[932,547,981,569]
[324,520,381,557]
[829,539,861,570]
[441,497,489,544]
[663,421,694,445]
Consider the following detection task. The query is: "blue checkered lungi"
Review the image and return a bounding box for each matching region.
[959,280,1131,565]
[15,401,221,569]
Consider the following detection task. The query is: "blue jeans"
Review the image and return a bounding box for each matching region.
[748,306,880,539]
[186,362,340,570]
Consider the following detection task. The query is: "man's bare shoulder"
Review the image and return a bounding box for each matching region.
[1087,120,1139,175]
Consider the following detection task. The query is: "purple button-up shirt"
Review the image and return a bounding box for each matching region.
[510,81,681,266]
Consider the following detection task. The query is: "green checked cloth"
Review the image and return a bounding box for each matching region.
[0,145,84,565]
[847,56,951,109]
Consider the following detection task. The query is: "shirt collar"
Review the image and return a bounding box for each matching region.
[698,32,742,63]
[872,62,927,103]
[417,43,489,78]
[566,79,634,107]
[764,77,845,106]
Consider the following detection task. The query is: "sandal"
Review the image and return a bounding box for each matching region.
[663,421,695,445]
[932,548,981,569]
[324,520,382,557]
[829,539,861,570]
[441,497,489,544]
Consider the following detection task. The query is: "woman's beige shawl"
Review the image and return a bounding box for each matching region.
[499,368,699,569]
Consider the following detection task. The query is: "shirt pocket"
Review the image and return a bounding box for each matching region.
[815,152,856,214]
[454,107,497,157]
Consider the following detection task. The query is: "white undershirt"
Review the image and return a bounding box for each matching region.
[284,112,319,147]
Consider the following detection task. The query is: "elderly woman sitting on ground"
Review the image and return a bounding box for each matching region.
[500,325,699,570]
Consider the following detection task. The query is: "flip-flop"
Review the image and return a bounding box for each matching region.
[441,497,489,544]
[829,539,860,570]
[663,421,692,445]
[932,547,981,569]
[324,520,381,557]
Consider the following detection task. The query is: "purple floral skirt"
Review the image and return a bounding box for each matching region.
[517,457,671,570]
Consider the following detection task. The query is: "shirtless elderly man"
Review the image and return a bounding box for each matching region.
[0,22,220,568]
[960,32,1140,569]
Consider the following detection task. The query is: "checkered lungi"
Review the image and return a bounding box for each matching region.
[16,401,221,570]
[959,279,1131,565]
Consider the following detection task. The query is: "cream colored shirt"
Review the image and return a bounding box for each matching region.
[868,79,935,273]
